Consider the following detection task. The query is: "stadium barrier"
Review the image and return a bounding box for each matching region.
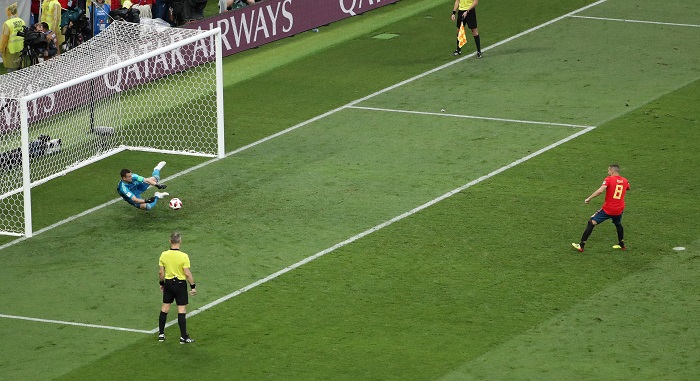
[185,0,400,56]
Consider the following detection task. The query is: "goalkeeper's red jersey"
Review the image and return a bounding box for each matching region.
[602,175,630,215]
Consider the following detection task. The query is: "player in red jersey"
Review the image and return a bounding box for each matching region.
[572,164,630,253]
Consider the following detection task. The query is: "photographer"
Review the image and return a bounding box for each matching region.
[1,2,25,72]
[35,22,60,60]
[16,24,46,67]
[61,6,91,50]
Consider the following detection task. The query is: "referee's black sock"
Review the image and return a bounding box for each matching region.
[178,313,187,338]
[474,34,481,53]
[158,311,167,334]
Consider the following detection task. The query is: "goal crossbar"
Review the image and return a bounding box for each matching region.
[22,27,221,103]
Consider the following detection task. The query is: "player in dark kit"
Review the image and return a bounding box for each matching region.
[572,164,630,253]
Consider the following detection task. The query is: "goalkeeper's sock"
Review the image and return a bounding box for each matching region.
[152,161,166,180]
[474,34,481,53]
[145,199,158,210]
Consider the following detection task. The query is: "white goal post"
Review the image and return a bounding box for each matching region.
[0,21,224,237]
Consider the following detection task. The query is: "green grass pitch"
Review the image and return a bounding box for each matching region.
[1,0,699,379]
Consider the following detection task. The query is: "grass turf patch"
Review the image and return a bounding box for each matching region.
[55,20,699,381]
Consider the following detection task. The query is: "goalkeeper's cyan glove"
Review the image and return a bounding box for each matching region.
[155,183,167,189]
[144,197,156,204]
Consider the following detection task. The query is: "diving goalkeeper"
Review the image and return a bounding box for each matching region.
[117,161,169,210]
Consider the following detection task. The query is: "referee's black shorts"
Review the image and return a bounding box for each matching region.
[163,278,189,306]
[456,9,477,30]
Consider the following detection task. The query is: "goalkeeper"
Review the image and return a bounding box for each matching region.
[117,161,169,210]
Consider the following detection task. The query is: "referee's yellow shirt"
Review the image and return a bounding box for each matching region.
[159,249,191,280]
[458,0,475,11]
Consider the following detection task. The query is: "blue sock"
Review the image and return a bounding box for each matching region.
[152,169,161,182]
[145,198,158,210]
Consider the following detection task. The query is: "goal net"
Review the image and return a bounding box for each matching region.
[0,21,223,237]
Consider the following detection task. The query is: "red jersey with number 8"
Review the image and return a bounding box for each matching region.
[602,175,630,215]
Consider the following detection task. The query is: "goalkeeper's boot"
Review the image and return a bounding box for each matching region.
[571,243,584,252]
[155,161,166,171]
[154,192,169,199]
[612,244,627,251]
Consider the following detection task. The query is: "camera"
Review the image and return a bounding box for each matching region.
[64,14,90,38]
[29,134,61,157]
[45,138,62,155]
[171,0,207,26]
[110,7,140,23]
[17,25,47,50]
[61,6,91,50]
[0,134,62,171]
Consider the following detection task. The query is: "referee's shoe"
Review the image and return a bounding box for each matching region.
[180,335,195,344]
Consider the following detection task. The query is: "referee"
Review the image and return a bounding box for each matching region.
[158,232,197,344]
[451,0,482,58]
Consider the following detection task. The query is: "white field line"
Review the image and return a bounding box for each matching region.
[570,15,700,28]
[0,313,151,334]
[348,106,594,129]
[2,0,608,333]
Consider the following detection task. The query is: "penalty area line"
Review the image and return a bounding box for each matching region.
[570,15,700,28]
[348,106,594,129]
[0,313,152,334]
[157,126,596,332]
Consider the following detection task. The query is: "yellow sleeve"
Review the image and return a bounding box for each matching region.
[0,25,9,53]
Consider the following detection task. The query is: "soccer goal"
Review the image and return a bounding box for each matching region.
[0,21,224,237]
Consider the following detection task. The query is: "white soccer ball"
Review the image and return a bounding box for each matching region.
[169,198,182,210]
